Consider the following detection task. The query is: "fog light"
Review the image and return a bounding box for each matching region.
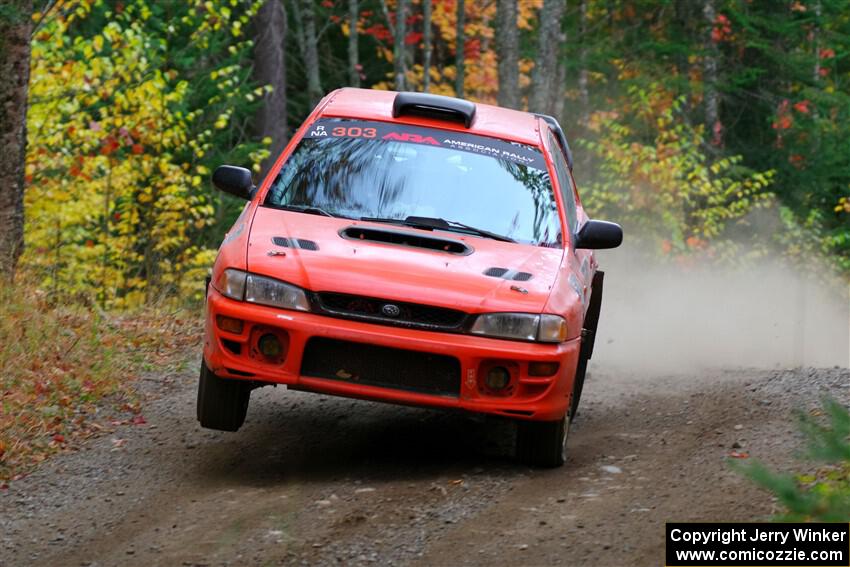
[485,366,511,390]
[216,315,243,334]
[529,361,560,377]
[258,333,282,357]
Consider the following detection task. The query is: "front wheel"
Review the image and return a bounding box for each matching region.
[196,362,250,431]
[515,410,571,468]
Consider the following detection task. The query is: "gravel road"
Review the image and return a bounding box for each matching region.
[1,363,847,567]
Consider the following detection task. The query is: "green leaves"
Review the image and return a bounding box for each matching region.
[735,399,850,523]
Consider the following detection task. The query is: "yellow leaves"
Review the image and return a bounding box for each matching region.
[24,0,263,308]
[583,83,775,253]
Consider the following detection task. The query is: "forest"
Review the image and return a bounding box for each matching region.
[0,0,848,307]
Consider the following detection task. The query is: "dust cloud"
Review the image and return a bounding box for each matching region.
[592,245,850,373]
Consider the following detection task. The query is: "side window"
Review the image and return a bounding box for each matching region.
[548,132,578,235]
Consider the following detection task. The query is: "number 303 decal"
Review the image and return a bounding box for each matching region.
[332,126,377,138]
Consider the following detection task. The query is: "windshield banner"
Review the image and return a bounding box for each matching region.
[303,118,548,171]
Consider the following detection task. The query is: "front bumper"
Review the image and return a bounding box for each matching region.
[203,287,580,421]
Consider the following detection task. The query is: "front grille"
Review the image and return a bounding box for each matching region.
[314,292,467,330]
[301,337,461,397]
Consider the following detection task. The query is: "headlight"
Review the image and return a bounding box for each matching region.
[245,273,310,311]
[215,269,310,312]
[469,313,568,343]
[216,268,247,300]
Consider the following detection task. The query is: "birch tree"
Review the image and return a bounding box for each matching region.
[348,0,360,87]
[394,0,408,90]
[496,0,520,109]
[253,0,288,174]
[530,0,566,115]
[455,0,465,97]
[703,0,721,145]
[422,0,432,92]
[294,0,322,106]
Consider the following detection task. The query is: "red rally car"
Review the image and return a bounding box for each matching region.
[199,89,622,467]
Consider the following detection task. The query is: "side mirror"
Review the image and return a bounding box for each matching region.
[212,165,255,200]
[574,220,623,250]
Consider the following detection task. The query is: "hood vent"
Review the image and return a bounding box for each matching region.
[272,236,319,251]
[484,267,533,281]
[340,226,472,255]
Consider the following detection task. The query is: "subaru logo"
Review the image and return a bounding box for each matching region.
[381,304,401,317]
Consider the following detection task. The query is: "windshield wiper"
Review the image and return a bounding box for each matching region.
[443,219,517,243]
[265,203,345,218]
[360,215,516,243]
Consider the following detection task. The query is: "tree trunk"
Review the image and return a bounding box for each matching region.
[300,0,322,106]
[812,0,822,83]
[348,0,360,87]
[496,0,519,109]
[422,0,432,92]
[0,0,33,279]
[455,0,465,97]
[530,0,566,115]
[394,0,408,90]
[703,0,721,146]
[552,59,566,121]
[578,0,589,124]
[253,0,288,176]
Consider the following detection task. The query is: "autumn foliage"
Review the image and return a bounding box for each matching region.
[24,0,268,307]
[0,283,198,484]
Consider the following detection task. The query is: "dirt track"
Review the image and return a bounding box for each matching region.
[1,363,847,567]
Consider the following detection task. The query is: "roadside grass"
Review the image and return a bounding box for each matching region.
[0,283,200,485]
[736,399,850,521]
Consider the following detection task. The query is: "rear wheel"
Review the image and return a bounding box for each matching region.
[516,408,571,468]
[196,362,250,431]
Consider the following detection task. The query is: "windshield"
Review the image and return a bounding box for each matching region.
[264,119,562,247]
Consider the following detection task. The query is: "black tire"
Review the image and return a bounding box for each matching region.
[196,362,250,431]
[516,410,571,468]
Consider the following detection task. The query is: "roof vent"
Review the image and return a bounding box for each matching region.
[392,92,476,128]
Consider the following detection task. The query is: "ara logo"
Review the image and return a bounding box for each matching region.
[382,132,441,146]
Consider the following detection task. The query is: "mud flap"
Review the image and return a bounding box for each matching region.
[581,270,604,361]
[572,271,604,417]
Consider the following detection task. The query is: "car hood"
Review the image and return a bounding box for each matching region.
[246,207,563,313]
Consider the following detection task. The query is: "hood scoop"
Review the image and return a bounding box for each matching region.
[272,236,319,251]
[483,267,533,281]
[341,226,472,255]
